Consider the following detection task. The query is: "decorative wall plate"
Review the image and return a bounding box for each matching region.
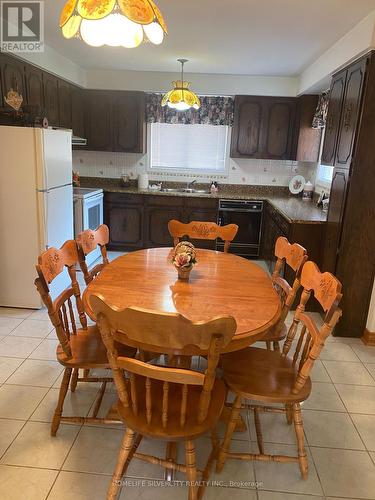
[289,175,306,195]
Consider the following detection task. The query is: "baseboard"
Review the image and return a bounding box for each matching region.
[362,328,375,346]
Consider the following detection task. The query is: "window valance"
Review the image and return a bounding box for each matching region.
[312,90,330,129]
[146,93,234,126]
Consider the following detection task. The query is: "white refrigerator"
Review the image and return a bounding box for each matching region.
[0,126,74,308]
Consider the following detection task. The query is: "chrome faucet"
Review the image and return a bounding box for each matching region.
[186,179,197,189]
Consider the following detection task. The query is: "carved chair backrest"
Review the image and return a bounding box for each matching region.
[34,240,87,359]
[271,237,308,330]
[76,224,110,285]
[168,219,238,253]
[282,261,343,393]
[90,294,237,427]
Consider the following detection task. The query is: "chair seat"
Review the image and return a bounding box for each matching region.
[117,376,227,440]
[261,323,287,343]
[221,347,311,403]
[57,325,136,368]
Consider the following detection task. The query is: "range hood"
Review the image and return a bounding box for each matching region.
[50,127,87,146]
[72,135,87,146]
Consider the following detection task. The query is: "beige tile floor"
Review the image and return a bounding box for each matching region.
[0,257,375,500]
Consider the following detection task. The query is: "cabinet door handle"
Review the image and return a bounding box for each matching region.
[326,114,333,133]
[343,104,352,131]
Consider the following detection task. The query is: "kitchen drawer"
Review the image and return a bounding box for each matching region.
[105,192,143,205]
[185,197,218,210]
[145,195,183,207]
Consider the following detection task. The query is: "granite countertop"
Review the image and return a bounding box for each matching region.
[79,177,327,224]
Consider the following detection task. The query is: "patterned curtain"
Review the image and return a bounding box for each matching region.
[312,90,330,129]
[146,93,234,126]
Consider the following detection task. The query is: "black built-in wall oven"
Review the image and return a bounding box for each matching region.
[217,200,263,258]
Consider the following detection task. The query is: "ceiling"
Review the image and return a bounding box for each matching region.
[45,0,375,76]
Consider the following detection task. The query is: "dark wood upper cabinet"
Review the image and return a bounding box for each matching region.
[335,57,367,169]
[231,96,297,160]
[71,86,85,138]
[265,99,296,159]
[294,95,322,162]
[0,68,3,107]
[231,97,263,157]
[112,91,146,153]
[58,80,72,129]
[0,53,144,152]
[85,90,113,151]
[43,73,59,126]
[85,90,145,152]
[321,69,346,165]
[24,64,44,113]
[0,54,26,108]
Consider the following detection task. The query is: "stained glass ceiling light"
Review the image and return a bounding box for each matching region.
[162,59,200,111]
[60,0,167,48]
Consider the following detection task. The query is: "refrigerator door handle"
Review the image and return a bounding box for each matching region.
[37,182,72,193]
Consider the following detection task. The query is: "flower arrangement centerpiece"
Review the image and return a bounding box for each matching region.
[172,241,197,281]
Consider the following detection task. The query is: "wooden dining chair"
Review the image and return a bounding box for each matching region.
[34,240,136,436]
[262,237,308,351]
[168,219,238,253]
[76,224,110,285]
[216,261,342,479]
[90,294,237,500]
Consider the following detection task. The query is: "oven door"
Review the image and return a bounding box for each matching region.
[218,208,263,257]
[83,193,104,231]
[83,193,104,266]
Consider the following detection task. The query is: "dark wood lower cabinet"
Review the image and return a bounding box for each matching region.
[143,197,184,248]
[106,194,325,299]
[261,202,324,310]
[184,198,218,249]
[104,193,144,250]
[105,193,219,251]
[261,203,288,274]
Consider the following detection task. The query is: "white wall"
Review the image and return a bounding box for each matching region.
[299,11,375,94]
[17,45,87,86]
[366,280,375,332]
[13,10,375,97]
[73,150,317,188]
[86,69,298,96]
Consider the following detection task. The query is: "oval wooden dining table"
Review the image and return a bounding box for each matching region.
[83,247,281,352]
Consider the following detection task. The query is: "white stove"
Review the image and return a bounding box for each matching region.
[73,187,104,266]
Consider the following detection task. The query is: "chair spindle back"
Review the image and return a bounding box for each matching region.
[91,294,237,426]
[34,240,87,359]
[76,224,110,284]
[272,237,308,329]
[281,261,343,393]
[168,219,238,253]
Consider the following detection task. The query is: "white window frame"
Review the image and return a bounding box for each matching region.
[315,164,334,190]
[147,123,231,175]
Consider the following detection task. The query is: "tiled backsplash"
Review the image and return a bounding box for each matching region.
[72,150,318,188]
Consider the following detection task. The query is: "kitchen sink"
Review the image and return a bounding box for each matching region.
[160,188,211,195]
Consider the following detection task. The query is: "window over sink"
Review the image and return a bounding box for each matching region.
[316,164,334,189]
[149,122,229,173]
